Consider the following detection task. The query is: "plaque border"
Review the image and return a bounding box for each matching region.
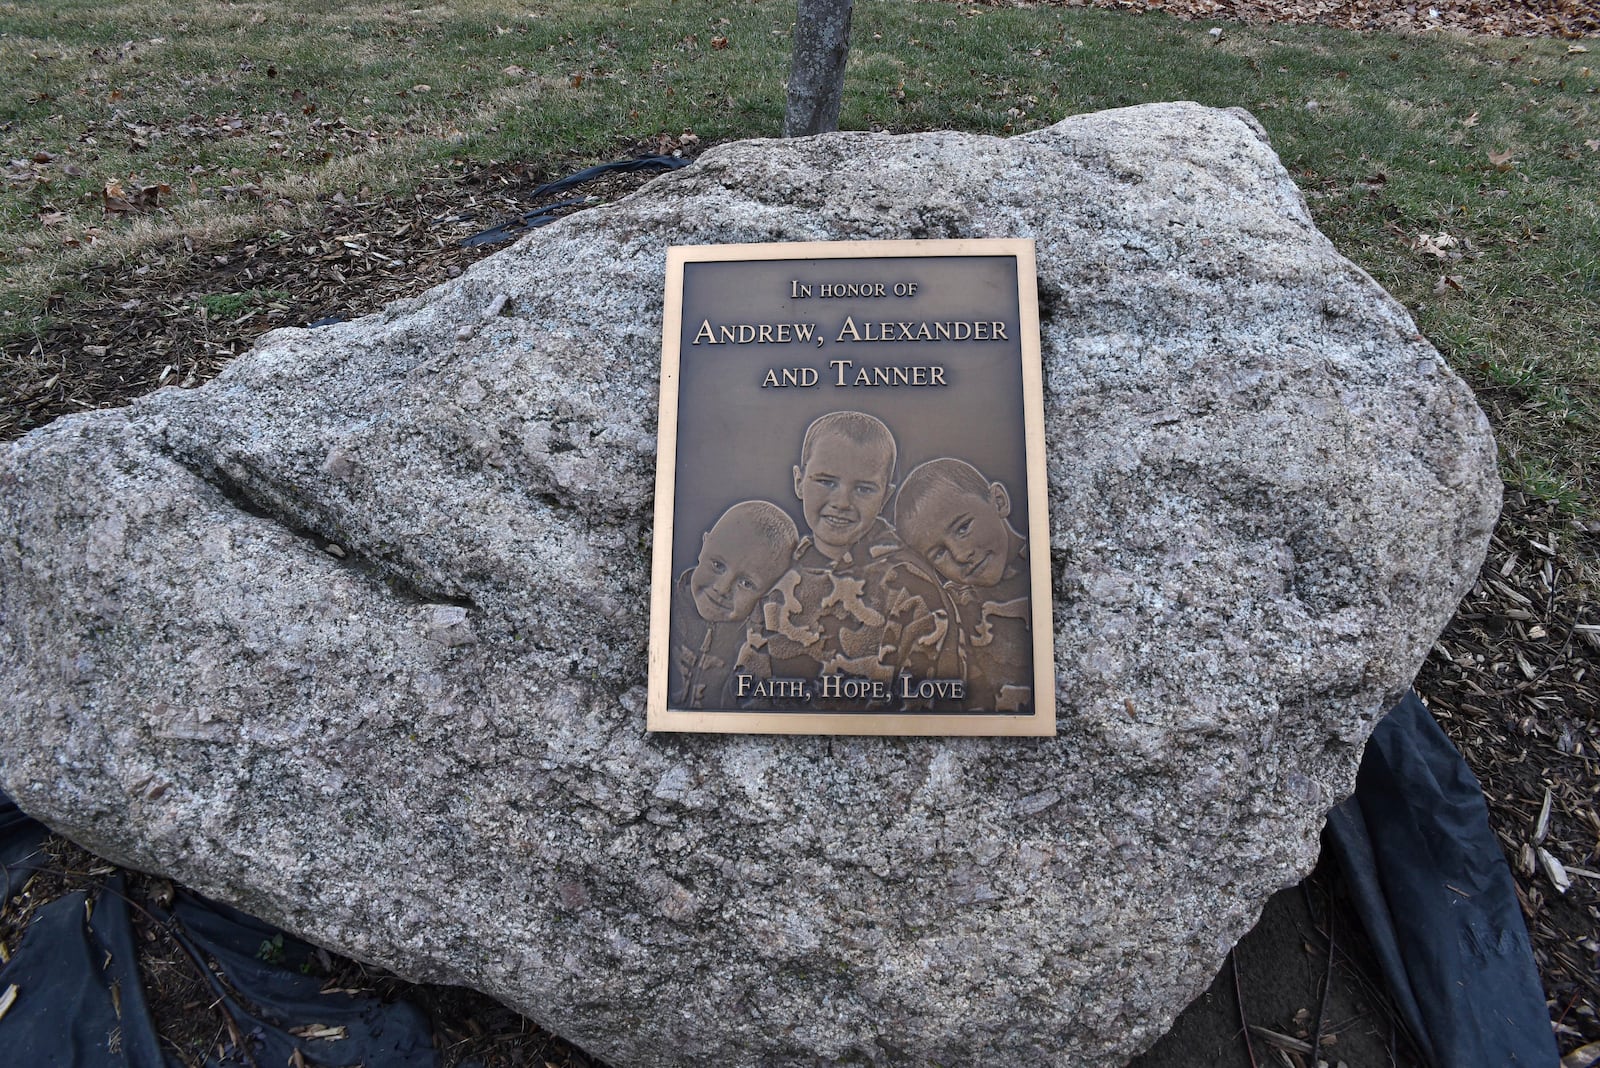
[647,238,1055,736]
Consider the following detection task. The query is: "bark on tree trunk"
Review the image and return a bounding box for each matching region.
[783,0,854,137]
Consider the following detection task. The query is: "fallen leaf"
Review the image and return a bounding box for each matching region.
[135,182,170,207]
[1463,110,1479,128]
[502,65,525,76]
[1487,148,1515,169]
[1409,231,1459,259]
[710,35,729,49]
[411,84,431,93]
[1433,274,1464,294]
[1568,45,1590,54]
[102,178,132,214]
[569,73,583,88]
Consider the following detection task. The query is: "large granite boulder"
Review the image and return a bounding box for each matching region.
[0,103,1497,1066]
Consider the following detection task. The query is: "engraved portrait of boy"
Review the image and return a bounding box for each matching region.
[894,457,1033,713]
[670,500,798,708]
[735,411,958,707]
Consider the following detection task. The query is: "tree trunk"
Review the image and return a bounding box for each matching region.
[783,0,854,137]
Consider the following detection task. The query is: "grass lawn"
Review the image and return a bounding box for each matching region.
[1,0,1596,1062]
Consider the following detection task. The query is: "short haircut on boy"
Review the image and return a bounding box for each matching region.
[800,411,897,480]
[894,457,994,530]
[716,500,800,561]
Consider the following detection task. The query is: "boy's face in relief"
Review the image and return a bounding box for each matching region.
[690,520,788,623]
[793,433,895,557]
[903,481,1013,588]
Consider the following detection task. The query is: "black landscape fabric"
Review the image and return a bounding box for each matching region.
[0,691,1558,1067]
[1326,691,1560,1067]
[458,155,692,248]
[0,796,439,1068]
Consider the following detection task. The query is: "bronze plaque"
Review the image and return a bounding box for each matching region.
[648,239,1054,735]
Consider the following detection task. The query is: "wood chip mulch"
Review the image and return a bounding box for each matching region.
[0,140,690,442]
[1004,0,1600,39]
[1417,490,1600,1053]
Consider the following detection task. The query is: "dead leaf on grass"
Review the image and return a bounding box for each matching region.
[102,178,132,214]
[1463,110,1480,128]
[1409,231,1460,260]
[102,178,170,214]
[1488,148,1516,170]
[59,225,101,247]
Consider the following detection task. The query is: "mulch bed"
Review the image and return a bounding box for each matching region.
[0,134,693,441]
[1,9,1596,1066]
[1021,0,1600,39]
[1417,490,1600,1048]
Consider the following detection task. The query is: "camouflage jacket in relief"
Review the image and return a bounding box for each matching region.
[734,518,960,710]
